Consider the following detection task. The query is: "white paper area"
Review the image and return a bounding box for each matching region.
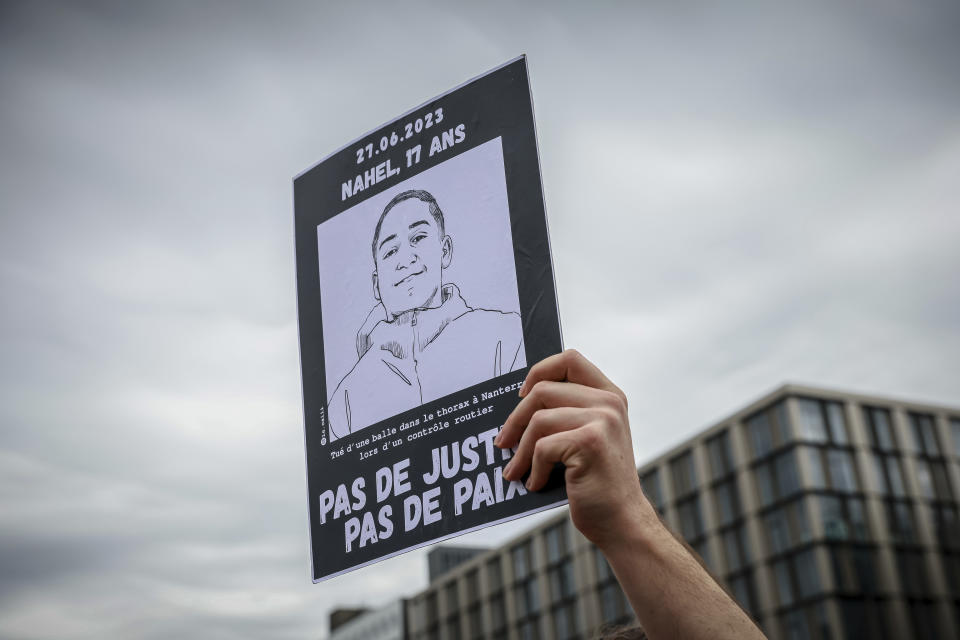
[317,138,525,440]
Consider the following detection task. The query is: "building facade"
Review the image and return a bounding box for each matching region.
[329,600,406,640]
[403,384,960,640]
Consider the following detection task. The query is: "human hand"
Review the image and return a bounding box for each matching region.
[495,349,657,549]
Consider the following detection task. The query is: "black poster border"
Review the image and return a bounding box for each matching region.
[293,56,565,582]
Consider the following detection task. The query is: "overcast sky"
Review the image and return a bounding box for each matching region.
[2,1,959,638]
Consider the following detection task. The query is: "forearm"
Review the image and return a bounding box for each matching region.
[600,504,765,640]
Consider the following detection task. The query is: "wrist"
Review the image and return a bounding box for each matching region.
[594,491,666,558]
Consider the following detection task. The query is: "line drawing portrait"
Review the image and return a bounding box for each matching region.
[317,138,526,441]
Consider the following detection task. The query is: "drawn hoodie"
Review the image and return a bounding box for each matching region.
[327,284,525,439]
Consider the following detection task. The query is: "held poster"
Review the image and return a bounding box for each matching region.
[293,56,565,582]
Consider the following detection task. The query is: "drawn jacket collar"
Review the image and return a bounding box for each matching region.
[355,283,471,360]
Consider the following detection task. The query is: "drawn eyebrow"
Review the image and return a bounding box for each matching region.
[378,233,398,250]
[409,220,430,230]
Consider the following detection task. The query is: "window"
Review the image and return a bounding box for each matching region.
[707,431,734,480]
[871,452,906,496]
[950,417,960,457]
[544,521,568,564]
[489,593,506,633]
[551,602,579,640]
[794,548,822,598]
[514,578,539,617]
[671,451,697,497]
[517,619,540,640]
[895,549,930,597]
[840,598,891,640]
[797,398,849,444]
[445,581,459,611]
[728,573,756,615]
[910,413,940,456]
[713,478,741,527]
[832,545,879,595]
[865,407,896,451]
[886,501,917,545]
[512,541,534,580]
[746,400,791,458]
[487,557,503,591]
[465,569,480,604]
[754,449,802,507]
[928,503,960,551]
[774,549,824,606]
[803,446,859,492]
[819,495,869,542]
[641,469,665,513]
[773,558,795,606]
[722,524,751,572]
[827,450,858,491]
[676,496,704,541]
[797,398,828,442]
[915,459,953,500]
[548,560,575,601]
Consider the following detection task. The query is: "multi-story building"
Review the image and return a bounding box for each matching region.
[403,384,960,640]
[329,601,406,640]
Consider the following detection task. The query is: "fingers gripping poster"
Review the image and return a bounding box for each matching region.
[294,57,565,581]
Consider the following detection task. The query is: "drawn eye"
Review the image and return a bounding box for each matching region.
[411,232,428,244]
[382,247,397,260]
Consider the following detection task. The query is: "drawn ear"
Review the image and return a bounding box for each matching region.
[441,235,453,269]
[372,271,381,302]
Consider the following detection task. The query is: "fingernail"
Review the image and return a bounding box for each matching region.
[494,432,502,447]
[503,460,513,478]
[525,479,533,490]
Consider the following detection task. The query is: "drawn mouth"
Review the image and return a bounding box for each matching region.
[394,269,425,287]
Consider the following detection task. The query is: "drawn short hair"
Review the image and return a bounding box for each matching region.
[371,189,446,262]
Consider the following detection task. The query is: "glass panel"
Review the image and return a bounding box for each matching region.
[820,495,847,540]
[886,456,906,496]
[930,461,953,500]
[782,610,810,640]
[826,402,848,444]
[848,497,869,541]
[729,574,754,613]
[794,548,821,598]
[798,398,828,442]
[870,408,894,450]
[487,558,502,590]
[790,499,812,544]
[512,544,530,579]
[723,528,743,572]
[545,522,567,563]
[910,414,940,456]
[748,412,774,458]
[773,558,794,606]
[887,501,916,544]
[776,450,801,497]
[714,480,738,526]
[765,508,790,554]
[827,449,858,491]
[871,454,888,493]
[806,447,826,488]
[671,451,696,496]
[951,418,960,457]
[755,463,775,507]
[678,497,703,540]
[707,431,733,480]
[915,460,934,499]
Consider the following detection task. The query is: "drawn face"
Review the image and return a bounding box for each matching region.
[373,198,452,318]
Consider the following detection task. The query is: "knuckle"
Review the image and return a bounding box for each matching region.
[576,424,603,452]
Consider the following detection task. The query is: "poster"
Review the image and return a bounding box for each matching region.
[294,56,565,582]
